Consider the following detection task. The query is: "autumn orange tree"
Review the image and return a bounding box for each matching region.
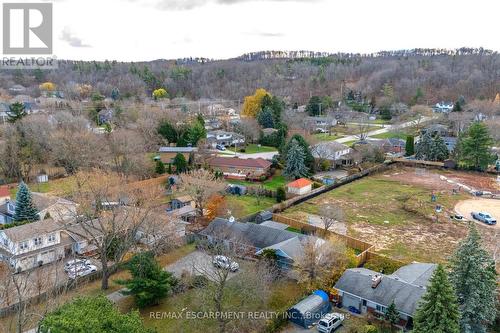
[241,88,269,117]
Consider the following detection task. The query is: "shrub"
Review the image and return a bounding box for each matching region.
[363,324,378,333]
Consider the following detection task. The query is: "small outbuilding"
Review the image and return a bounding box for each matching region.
[254,210,273,224]
[287,290,331,328]
[286,178,313,196]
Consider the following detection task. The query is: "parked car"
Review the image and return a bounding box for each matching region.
[212,255,239,272]
[317,313,345,333]
[216,144,226,151]
[471,212,497,225]
[315,128,327,133]
[450,214,465,221]
[64,259,91,272]
[67,264,97,279]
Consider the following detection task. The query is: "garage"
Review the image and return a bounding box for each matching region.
[341,293,361,311]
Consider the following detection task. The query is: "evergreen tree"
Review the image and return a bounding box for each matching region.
[385,301,399,327]
[13,182,39,222]
[276,186,286,203]
[452,100,462,112]
[405,136,415,156]
[173,153,188,173]
[7,102,27,123]
[306,96,323,116]
[450,223,498,333]
[415,132,432,160]
[117,252,177,308]
[413,264,460,333]
[257,107,275,128]
[283,134,314,172]
[155,160,165,174]
[283,139,308,179]
[429,135,449,161]
[157,121,178,143]
[460,122,493,170]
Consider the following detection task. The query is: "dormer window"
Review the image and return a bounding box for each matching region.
[48,233,56,242]
[33,237,43,246]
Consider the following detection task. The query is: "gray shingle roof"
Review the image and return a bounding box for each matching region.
[200,218,300,249]
[335,265,436,316]
[159,147,198,153]
[390,263,437,287]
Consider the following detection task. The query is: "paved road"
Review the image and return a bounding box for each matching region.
[335,116,434,144]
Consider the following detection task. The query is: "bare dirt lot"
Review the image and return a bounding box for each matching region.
[455,198,500,229]
[282,166,499,264]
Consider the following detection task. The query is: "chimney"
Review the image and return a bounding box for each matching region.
[371,274,382,288]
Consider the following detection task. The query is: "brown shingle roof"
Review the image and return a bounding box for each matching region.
[208,157,272,169]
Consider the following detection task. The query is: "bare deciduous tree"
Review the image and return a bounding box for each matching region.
[319,204,344,232]
[180,169,225,220]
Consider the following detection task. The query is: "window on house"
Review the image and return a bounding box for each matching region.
[33,237,43,246]
[48,233,56,242]
[3,238,8,246]
[19,241,28,250]
[376,305,387,313]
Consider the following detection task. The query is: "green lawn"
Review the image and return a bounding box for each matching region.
[9,176,78,197]
[225,195,276,218]
[312,133,341,141]
[227,175,286,191]
[227,144,277,154]
[370,132,408,140]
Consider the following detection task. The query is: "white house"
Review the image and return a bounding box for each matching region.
[206,130,245,147]
[433,102,453,113]
[0,219,70,272]
[286,178,313,196]
[311,142,351,168]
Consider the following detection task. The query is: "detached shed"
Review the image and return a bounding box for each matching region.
[255,210,273,224]
[287,290,331,328]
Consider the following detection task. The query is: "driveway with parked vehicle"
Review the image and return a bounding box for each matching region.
[164,250,241,280]
[455,198,499,229]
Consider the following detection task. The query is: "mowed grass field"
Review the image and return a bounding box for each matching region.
[282,172,470,263]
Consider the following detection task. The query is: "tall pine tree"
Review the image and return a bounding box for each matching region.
[283,139,308,179]
[429,135,449,161]
[459,122,493,170]
[415,132,432,160]
[413,264,460,333]
[450,223,497,333]
[13,182,39,222]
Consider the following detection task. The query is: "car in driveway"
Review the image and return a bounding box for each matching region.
[67,264,97,279]
[471,212,497,225]
[216,144,226,151]
[317,313,344,333]
[212,255,239,272]
[64,259,91,272]
[450,214,465,222]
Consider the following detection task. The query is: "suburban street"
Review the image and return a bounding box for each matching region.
[335,116,434,143]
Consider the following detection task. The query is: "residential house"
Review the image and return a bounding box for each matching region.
[199,218,323,271]
[0,219,72,272]
[8,84,26,94]
[443,137,458,153]
[287,178,313,196]
[311,141,352,168]
[334,263,437,329]
[421,124,451,137]
[158,146,198,164]
[98,108,114,124]
[207,157,272,180]
[433,102,453,113]
[204,118,222,131]
[381,138,406,154]
[167,205,197,223]
[0,102,9,123]
[169,195,194,210]
[0,193,77,225]
[307,116,337,132]
[206,130,245,148]
[0,186,10,203]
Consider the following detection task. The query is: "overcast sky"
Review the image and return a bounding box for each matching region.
[47,0,500,61]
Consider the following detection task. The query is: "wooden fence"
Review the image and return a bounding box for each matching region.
[272,214,375,265]
[391,158,444,168]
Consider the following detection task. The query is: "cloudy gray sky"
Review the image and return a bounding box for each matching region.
[48,0,500,61]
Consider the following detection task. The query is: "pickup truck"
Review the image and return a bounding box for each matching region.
[471,212,497,225]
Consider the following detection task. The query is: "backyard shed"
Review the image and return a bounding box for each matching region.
[255,210,273,224]
[287,290,331,328]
